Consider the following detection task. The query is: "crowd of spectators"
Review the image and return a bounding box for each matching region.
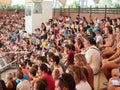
[0,10,120,90]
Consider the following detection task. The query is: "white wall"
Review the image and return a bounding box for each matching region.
[25,1,52,34]
[32,1,52,32]
[25,16,33,33]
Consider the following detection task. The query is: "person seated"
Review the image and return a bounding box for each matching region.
[6,73,17,90]
[39,64,55,90]
[62,44,75,67]
[74,53,94,90]
[16,70,31,90]
[83,36,101,74]
[51,55,64,80]
[29,68,40,89]
[86,28,94,37]
[99,26,114,50]
[107,69,120,90]
[55,73,76,90]
[102,41,120,81]
[107,77,120,90]
[33,78,48,90]
[0,80,7,90]
[66,65,92,90]
[94,26,103,47]
[101,26,120,58]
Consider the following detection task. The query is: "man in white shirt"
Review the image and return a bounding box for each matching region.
[84,36,102,74]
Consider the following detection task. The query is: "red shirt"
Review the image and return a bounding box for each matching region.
[84,65,94,90]
[67,50,75,66]
[53,28,59,35]
[41,73,55,90]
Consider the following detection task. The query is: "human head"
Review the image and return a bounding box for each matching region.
[83,36,96,48]
[87,28,93,36]
[51,55,60,65]
[64,44,74,53]
[20,63,26,69]
[47,52,54,61]
[74,53,87,66]
[94,27,100,34]
[32,65,38,71]
[37,56,47,65]
[27,61,33,69]
[0,80,7,90]
[112,18,117,25]
[16,70,24,79]
[117,18,120,25]
[104,26,113,35]
[6,73,13,81]
[39,64,48,73]
[29,68,37,78]
[115,25,120,36]
[34,78,48,90]
[67,65,86,84]
[55,73,76,90]
[39,63,52,75]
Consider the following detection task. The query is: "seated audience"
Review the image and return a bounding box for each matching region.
[67,65,92,90]
[55,73,76,90]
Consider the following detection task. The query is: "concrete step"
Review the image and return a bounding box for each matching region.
[94,71,107,90]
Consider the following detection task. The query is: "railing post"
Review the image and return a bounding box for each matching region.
[53,8,55,17]
[90,6,92,18]
[68,6,70,17]
[60,7,62,16]
[105,5,107,19]
[78,6,80,16]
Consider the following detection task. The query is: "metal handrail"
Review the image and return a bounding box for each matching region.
[53,8,120,14]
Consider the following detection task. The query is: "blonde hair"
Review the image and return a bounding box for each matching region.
[74,53,87,65]
[67,65,86,84]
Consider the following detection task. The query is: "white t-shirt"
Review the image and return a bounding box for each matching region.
[17,80,31,90]
[52,66,64,79]
[95,34,103,45]
[76,81,92,90]
[85,45,101,74]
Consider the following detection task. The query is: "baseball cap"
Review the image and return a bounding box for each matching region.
[94,27,100,32]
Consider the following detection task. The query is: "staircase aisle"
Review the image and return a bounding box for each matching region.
[94,71,107,90]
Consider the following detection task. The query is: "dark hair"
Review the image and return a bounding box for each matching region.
[65,44,71,50]
[37,56,47,63]
[27,61,32,67]
[16,70,24,79]
[20,63,26,69]
[37,56,44,62]
[58,73,76,90]
[40,64,48,72]
[35,78,48,90]
[0,80,7,90]
[116,25,120,29]
[32,65,38,71]
[69,44,75,51]
[84,36,96,45]
[52,55,60,65]
[106,26,113,34]
[112,18,117,22]
[29,68,36,77]
[47,52,54,58]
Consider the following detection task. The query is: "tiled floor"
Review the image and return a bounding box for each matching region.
[0,69,107,90]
